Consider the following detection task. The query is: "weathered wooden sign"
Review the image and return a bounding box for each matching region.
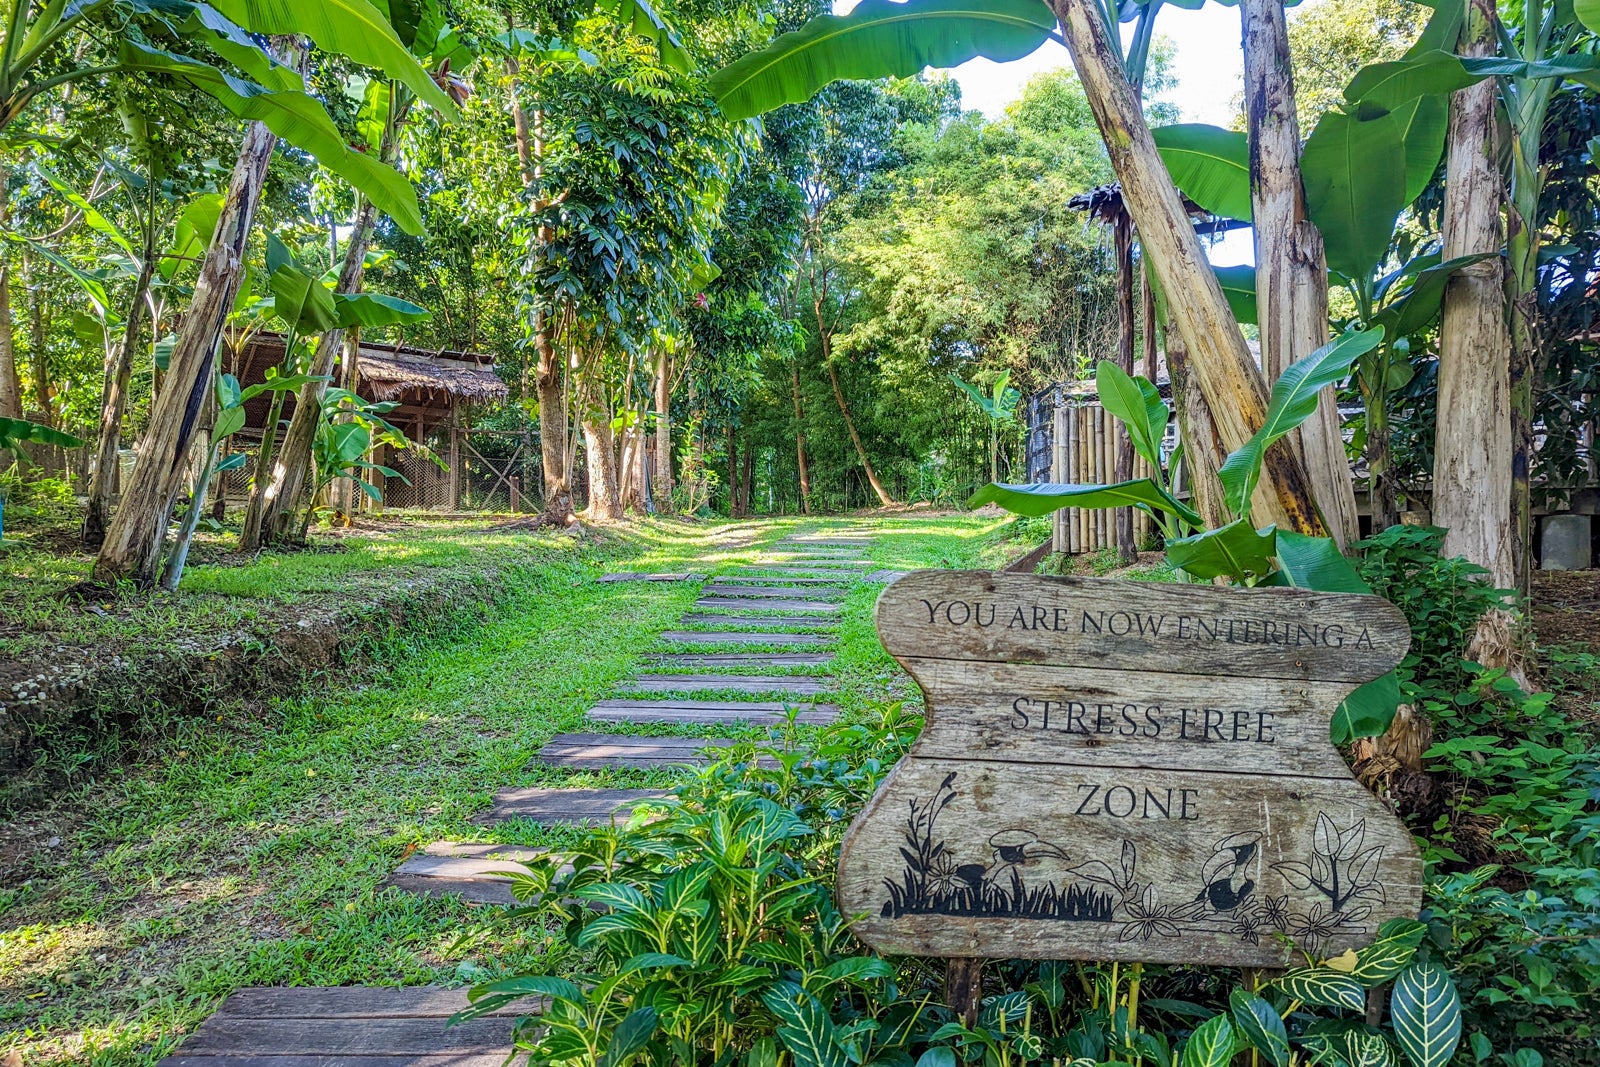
[837,571,1421,967]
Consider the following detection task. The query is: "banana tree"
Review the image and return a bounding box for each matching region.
[0,415,81,541]
[972,327,1399,741]
[949,370,1020,485]
[297,388,414,541]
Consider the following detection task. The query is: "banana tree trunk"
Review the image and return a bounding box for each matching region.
[1113,209,1136,563]
[92,44,298,587]
[0,163,20,422]
[82,250,156,549]
[1434,0,1516,658]
[1241,0,1359,547]
[1166,321,1229,529]
[261,196,379,544]
[1046,0,1325,535]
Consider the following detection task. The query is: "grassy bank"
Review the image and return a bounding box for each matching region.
[1,511,1011,1067]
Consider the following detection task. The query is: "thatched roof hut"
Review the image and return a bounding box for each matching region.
[234,332,508,442]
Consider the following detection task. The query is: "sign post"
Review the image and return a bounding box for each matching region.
[839,571,1421,976]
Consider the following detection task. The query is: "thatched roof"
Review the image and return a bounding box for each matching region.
[355,341,507,403]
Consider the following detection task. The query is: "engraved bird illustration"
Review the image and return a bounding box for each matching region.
[1196,832,1261,912]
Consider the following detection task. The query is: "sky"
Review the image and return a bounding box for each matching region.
[831,1,1259,264]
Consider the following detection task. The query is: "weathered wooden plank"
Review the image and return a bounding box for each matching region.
[660,631,833,646]
[596,572,707,583]
[702,584,846,599]
[693,598,841,613]
[618,674,827,694]
[644,652,834,668]
[895,658,1357,777]
[536,733,738,768]
[589,700,838,726]
[838,756,1423,966]
[867,570,909,583]
[204,986,538,1019]
[175,1017,516,1056]
[679,614,835,628]
[875,571,1409,682]
[476,787,666,825]
[161,1057,513,1067]
[709,576,850,585]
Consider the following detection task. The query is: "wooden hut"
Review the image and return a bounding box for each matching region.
[231,333,508,510]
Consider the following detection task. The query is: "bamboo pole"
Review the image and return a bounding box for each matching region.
[1053,406,1069,554]
[1095,405,1108,548]
[1073,404,1087,553]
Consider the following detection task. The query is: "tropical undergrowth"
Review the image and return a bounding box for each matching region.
[463,528,1597,1067]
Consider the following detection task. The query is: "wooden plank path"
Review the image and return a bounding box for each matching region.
[474,787,667,825]
[701,584,846,599]
[597,571,706,582]
[679,613,835,628]
[645,651,834,668]
[384,842,551,905]
[660,630,834,645]
[616,673,829,695]
[589,699,838,726]
[154,987,539,1067]
[536,732,750,769]
[694,598,841,613]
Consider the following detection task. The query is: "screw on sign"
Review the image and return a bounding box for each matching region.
[837,571,1420,971]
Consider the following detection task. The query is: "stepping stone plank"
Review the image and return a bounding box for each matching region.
[702,584,845,599]
[589,699,838,726]
[597,572,706,582]
[537,733,743,769]
[155,986,536,1067]
[680,614,835,628]
[619,673,827,695]
[385,843,550,906]
[645,652,834,668]
[694,598,841,613]
[661,631,833,645]
[709,576,850,585]
[476,787,667,826]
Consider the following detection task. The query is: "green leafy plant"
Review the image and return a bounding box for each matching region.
[949,370,1021,485]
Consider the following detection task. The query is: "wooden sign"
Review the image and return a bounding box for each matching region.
[837,571,1421,967]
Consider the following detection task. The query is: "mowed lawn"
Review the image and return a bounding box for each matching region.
[0,511,1012,1067]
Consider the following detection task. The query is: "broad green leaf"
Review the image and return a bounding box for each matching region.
[35,167,134,255]
[1167,519,1278,582]
[160,193,224,280]
[1218,328,1383,517]
[1229,990,1289,1067]
[1269,530,1401,740]
[1373,253,1498,338]
[760,983,851,1067]
[969,478,1201,528]
[1152,124,1253,221]
[457,974,586,1020]
[0,416,84,452]
[269,264,339,333]
[333,292,431,328]
[1351,918,1426,986]
[1406,0,1462,56]
[214,405,247,440]
[1343,50,1481,110]
[206,0,461,117]
[238,373,328,402]
[1213,264,1257,325]
[1302,108,1407,281]
[120,42,424,234]
[1391,962,1462,1067]
[1180,1014,1236,1067]
[600,1006,659,1067]
[214,451,250,473]
[217,372,243,410]
[1272,967,1367,1013]
[1095,360,1168,470]
[708,0,1056,120]
[1389,93,1448,206]
[596,0,691,73]
[174,0,307,91]
[1571,0,1600,40]
[0,232,112,316]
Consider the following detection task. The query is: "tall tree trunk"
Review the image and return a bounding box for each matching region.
[792,358,812,514]
[653,352,673,512]
[0,163,20,421]
[1434,0,1515,661]
[261,197,379,543]
[92,41,298,587]
[1166,322,1230,530]
[1113,209,1137,563]
[727,424,742,517]
[1241,0,1360,548]
[817,320,893,506]
[1047,0,1325,535]
[581,414,621,521]
[83,251,157,548]
[1139,259,1157,379]
[741,440,754,515]
[238,356,291,552]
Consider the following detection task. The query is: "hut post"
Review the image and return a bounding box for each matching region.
[1052,405,1068,554]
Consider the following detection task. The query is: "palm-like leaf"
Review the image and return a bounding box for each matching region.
[1094,360,1167,470]
[1166,519,1277,582]
[1302,107,1407,281]
[708,0,1057,121]
[969,478,1201,528]
[1217,328,1383,517]
[1213,264,1257,325]
[1152,124,1252,221]
[206,0,460,117]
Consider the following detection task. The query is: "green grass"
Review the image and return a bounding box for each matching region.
[1,510,1012,1067]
